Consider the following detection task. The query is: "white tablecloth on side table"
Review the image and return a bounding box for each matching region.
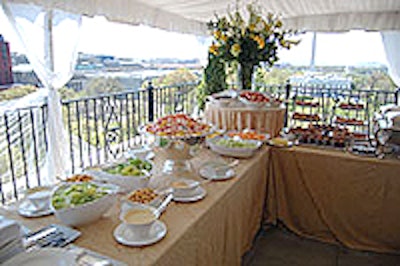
[204,102,285,137]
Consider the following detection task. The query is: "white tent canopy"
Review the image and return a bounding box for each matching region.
[2,0,400,185]
[7,0,400,35]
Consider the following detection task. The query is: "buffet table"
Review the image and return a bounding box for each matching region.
[204,102,285,137]
[0,148,270,266]
[265,146,400,254]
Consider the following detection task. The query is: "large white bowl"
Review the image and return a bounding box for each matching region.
[84,163,152,193]
[208,137,262,158]
[51,182,119,227]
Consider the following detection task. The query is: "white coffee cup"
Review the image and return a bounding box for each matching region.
[26,190,51,210]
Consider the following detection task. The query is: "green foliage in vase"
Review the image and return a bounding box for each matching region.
[197,53,227,109]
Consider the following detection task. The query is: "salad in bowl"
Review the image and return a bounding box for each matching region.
[51,182,118,226]
[85,158,153,192]
[208,136,263,158]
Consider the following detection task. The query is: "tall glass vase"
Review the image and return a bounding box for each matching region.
[239,62,254,91]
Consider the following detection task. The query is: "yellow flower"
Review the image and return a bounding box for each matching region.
[253,35,265,49]
[249,24,256,32]
[264,21,270,32]
[209,43,219,55]
[230,43,241,57]
[220,34,228,42]
[214,30,222,40]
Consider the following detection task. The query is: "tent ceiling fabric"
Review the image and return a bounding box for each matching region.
[7,0,400,35]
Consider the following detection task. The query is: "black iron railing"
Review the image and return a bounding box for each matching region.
[256,82,400,131]
[0,104,48,204]
[63,81,199,174]
[0,80,398,204]
[0,82,199,204]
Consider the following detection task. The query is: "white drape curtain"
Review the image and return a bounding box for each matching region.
[1,1,82,184]
[381,32,400,91]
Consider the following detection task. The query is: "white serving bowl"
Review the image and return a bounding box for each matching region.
[85,163,152,193]
[51,182,119,227]
[208,137,263,158]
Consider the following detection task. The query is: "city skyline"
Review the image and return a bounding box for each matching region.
[0,10,389,67]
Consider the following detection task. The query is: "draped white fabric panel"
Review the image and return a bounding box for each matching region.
[1,1,81,184]
[6,0,400,35]
[381,31,400,90]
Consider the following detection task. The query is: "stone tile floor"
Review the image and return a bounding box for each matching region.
[242,227,400,266]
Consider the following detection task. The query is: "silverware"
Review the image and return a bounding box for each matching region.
[155,193,173,216]
[24,227,57,248]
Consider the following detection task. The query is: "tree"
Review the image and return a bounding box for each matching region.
[254,67,294,85]
[148,68,198,87]
[0,85,38,102]
[83,77,124,96]
[58,87,80,100]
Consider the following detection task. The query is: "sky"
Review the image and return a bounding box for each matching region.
[0,11,388,67]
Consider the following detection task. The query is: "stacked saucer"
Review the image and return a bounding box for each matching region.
[0,217,24,263]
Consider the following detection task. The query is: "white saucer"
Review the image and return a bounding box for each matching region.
[199,165,235,181]
[173,186,207,202]
[18,200,53,218]
[113,220,167,247]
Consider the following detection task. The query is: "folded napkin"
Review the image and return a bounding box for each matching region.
[0,216,22,248]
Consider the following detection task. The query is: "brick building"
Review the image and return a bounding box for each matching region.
[0,35,13,85]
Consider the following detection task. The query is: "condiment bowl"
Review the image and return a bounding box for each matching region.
[170,178,200,198]
[120,204,160,235]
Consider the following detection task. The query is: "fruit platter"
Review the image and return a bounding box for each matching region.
[143,114,214,173]
[84,158,153,192]
[145,114,212,140]
[239,91,281,108]
[208,136,263,158]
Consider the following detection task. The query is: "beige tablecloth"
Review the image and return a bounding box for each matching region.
[265,146,400,254]
[0,147,270,266]
[204,102,285,137]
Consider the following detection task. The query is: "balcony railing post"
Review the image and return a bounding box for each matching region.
[284,80,291,128]
[147,82,154,122]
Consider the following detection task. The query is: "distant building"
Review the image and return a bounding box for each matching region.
[290,73,353,89]
[0,35,13,85]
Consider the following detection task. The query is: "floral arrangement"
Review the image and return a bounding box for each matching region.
[207,4,299,90]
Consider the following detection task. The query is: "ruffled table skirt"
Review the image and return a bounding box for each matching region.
[204,102,285,137]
